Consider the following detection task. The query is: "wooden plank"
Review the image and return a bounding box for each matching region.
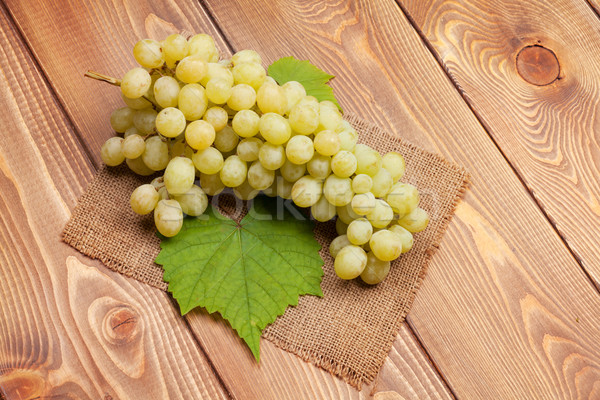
[202,0,600,398]
[0,5,228,399]
[398,0,600,287]
[3,0,455,398]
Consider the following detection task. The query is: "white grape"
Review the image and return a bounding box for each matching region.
[256,82,287,114]
[336,203,360,224]
[323,175,353,207]
[188,34,218,62]
[133,108,157,135]
[206,78,233,104]
[154,199,183,237]
[247,160,275,190]
[179,83,208,121]
[276,177,294,199]
[371,168,393,198]
[143,136,169,171]
[291,176,323,207]
[122,134,146,159]
[388,224,414,253]
[351,192,376,216]
[314,130,341,156]
[200,172,225,196]
[329,235,351,258]
[352,174,373,194]
[130,184,159,215]
[280,159,306,182]
[176,55,208,83]
[233,62,266,90]
[259,113,291,145]
[126,156,154,176]
[360,252,391,285]
[173,185,208,216]
[306,154,331,180]
[317,103,343,132]
[237,137,262,162]
[346,218,373,245]
[285,135,314,164]
[110,107,134,133]
[233,180,260,200]
[258,143,286,170]
[386,183,420,216]
[336,218,348,235]
[310,195,337,222]
[367,199,394,228]
[330,151,357,178]
[185,120,215,150]
[334,245,367,280]
[220,155,247,187]
[155,107,186,138]
[354,144,382,177]
[288,102,319,135]
[281,81,306,114]
[133,39,164,69]
[369,230,403,261]
[397,207,429,233]
[338,127,358,152]
[203,106,228,131]
[164,156,195,195]
[227,84,256,111]
[121,68,152,99]
[163,34,189,62]
[122,93,151,110]
[382,152,406,181]
[213,125,239,153]
[231,49,261,66]
[193,147,224,175]
[153,76,180,108]
[101,137,125,166]
[232,109,260,138]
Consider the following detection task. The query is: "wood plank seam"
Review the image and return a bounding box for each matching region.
[0,0,98,171]
[195,0,461,395]
[392,0,600,295]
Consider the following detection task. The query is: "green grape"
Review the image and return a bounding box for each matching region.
[205,78,232,104]
[329,234,351,258]
[153,76,180,108]
[297,95,319,108]
[121,93,151,110]
[155,107,186,138]
[110,107,135,133]
[386,183,419,216]
[220,155,247,187]
[121,68,152,99]
[314,130,341,156]
[227,84,256,111]
[388,224,414,253]
[133,39,164,69]
[173,185,208,216]
[334,245,367,280]
[306,154,331,180]
[310,195,337,222]
[346,218,373,245]
[122,134,145,159]
[360,252,391,285]
[258,143,286,170]
[281,81,306,114]
[382,151,406,181]
[176,55,208,83]
[256,82,287,114]
[354,144,382,177]
[367,199,394,228]
[276,177,294,199]
[351,192,376,215]
[247,160,275,190]
[143,136,169,171]
[336,218,348,235]
[397,207,429,233]
[233,62,266,90]
[280,159,306,182]
[213,126,239,153]
[232,109,260,138]
[231,49,261,66]
[369,230,402,261]
[233,179,260,200]
[330,151,357,178]
[203,106,228,131]
[188,34,218,62]
[150,176,165,191]
[154,199,183,237]
[291,176,323,207]
[200,172,225,196]
[317,103,343,132]
[126,156,155,176]
[179,83,208,121]
[319,100,338,112]
[130,184,159,215]
[285,135,314,164]
[163,34,189,61]
[100,137,125,166]
[336,203,360,224]
[123,127,140,138]
[201,63,234,87]
[371,168,393,198]
[164,156,195,195]
[263,176,278,197]
[192,147,224,174]
[338,127,358,152]
[259,113,291,145]
[157,186,169,200]
[185,120,215,150]
[352,174,373,194]
[236,137,262,162]
[323,175,353,207]
[133,108,157,135]
[288,102,319,135]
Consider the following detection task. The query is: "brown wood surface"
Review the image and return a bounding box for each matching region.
[2,0,600,398]
[0,4,228,399]
[399,0,600,287]
[203,0,600,398]
[1,0,454,398]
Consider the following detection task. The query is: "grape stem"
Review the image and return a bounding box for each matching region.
[84,70,161,109]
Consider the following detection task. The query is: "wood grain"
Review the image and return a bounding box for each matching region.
[399,0,600,287]
[0,5,228,399]
[202,0,600,398]
[2,0,455,398]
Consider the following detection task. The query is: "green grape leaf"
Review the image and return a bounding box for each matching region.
[268,56,342,111]
[155,196,324,361]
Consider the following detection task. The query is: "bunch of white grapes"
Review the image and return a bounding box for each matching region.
[97,33,429,285]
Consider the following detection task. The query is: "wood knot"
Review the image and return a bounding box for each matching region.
[516,45,560,86]
[103,306,141,345]
[0,370,46,399]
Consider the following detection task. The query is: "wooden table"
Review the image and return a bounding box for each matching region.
[1,0,600,398]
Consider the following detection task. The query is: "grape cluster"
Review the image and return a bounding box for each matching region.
[97,33,429,285]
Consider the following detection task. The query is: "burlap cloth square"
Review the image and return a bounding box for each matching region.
[63,113,468,389]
